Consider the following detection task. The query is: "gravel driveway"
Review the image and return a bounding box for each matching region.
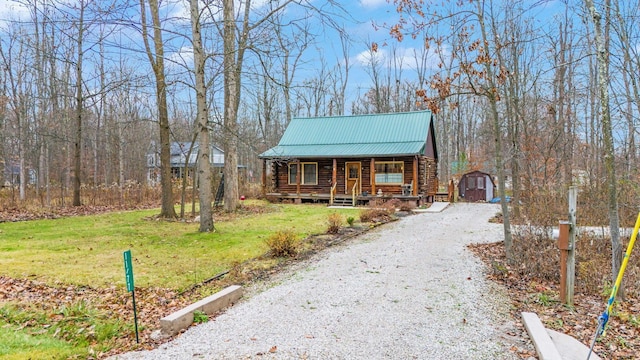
[113,203,530,360]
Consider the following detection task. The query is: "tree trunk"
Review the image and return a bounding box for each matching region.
[222,0,240,212]
[72,0,85,206]
[614,1,639,179]
[477,0,513,260]
[190,0,214,231]
[585,0,623,297]
[140,0,176,218]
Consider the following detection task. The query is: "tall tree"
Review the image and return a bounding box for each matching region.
[584,0,623,296]
[72,0,86,206]
[391,0,514,259]
[612,1,640,179]
[222,0,241,212]
[140,0,177,218]
[190,0,213,231]
[221,0,297,211]
[0,26,30,202]
[475,0,513,259]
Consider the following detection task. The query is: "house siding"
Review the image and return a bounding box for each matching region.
[270,156,437,196]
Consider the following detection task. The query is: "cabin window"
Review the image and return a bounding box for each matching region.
[288,162,318,185]
[477,177,485,189]
[374,161,404,184]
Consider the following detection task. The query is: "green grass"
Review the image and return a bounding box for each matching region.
[0,201,358,290]
[0,301,129,359]
[0,201,359,358]
[0,323,78,360]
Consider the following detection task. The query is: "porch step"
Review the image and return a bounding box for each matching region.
[330,197,354,206]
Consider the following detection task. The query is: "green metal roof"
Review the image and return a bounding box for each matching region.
[259,111,433,159]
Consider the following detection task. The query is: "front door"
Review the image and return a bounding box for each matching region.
[345,162,361,195]
[465,174,485,202]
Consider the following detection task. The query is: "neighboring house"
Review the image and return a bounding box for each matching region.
[147,142,224,184]
[458,170,496,202]
[259,110,438,205]
[3,162,36,186]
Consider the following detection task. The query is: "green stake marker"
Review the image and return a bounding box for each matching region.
[123,250,139,343]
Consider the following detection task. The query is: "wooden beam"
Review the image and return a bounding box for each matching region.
[296,160,301,195]
[332,158,337,185]
[413,156,418,196]
[261,160,267,197]
[370,158,376,195]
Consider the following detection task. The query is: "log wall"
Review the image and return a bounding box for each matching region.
[269,156,438,196]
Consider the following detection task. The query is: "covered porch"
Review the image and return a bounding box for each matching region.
[261,156,435,206]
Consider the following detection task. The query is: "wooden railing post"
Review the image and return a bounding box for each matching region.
[558,221,571,304]
[352,179,358,206]
[559,186,577,306]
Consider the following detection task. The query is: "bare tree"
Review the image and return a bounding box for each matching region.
[0,27,31,201]
[584,0,623,296]
[612,1,640,179]
[221,0,293,211]
[390,0,515,259]
[222,0,241,212]
[140,0,177,218]
[190,0,214,231]
[71,0,86,206]
[475,0,513,259]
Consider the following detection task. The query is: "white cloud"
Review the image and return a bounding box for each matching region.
[401,46,451,70]
[355,47,388,66]
[354,45,451,71]
[162,0,190,25]
[167,46,194,69]
[359,0,388,9]
[0,0,30,29]
[163,0,274,25]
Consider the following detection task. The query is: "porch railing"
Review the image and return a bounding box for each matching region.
[352,179,358,206]
[330,182,337,205]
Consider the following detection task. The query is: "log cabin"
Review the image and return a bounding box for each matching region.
[259,110,438,206]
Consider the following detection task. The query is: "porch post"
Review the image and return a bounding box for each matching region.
[261,160,267,196]
[332,158,337,185]
[413,156,418,196]
[294,159,302,204]
[370,158,376,195]
[295,160,301,203]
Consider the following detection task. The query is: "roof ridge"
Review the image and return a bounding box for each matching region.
[291,110,431,121]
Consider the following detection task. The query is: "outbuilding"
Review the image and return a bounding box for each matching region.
[458,170,496,202]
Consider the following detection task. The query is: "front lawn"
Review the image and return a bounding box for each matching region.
[0,201,358,290]
[0,201,362,358]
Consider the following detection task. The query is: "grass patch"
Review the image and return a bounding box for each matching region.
[0,200,361,358]
[0,301,129,359]
[0,322,78,360]
[0,201,358,290]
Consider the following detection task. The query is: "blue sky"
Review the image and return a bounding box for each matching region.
[0,0,416,103]
[0,0,567,114]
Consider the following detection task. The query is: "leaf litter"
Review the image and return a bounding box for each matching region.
[469,241,640,360]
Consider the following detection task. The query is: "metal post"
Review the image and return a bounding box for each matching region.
[558,221,571,303]
[132,288,139,343]
[567,186,577,305]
